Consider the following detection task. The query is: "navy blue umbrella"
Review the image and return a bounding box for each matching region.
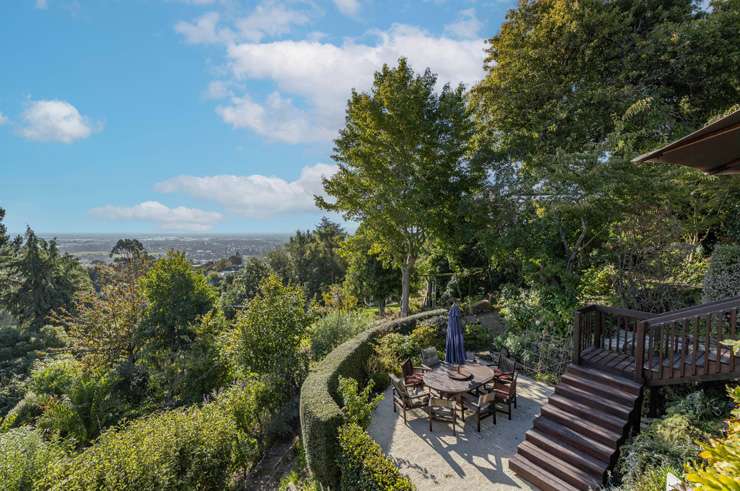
[445,303,466,365]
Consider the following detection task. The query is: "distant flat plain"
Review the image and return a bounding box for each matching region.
[36,233,290,265]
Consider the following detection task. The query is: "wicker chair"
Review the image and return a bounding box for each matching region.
[420,347,441,371]
[401,359,424,389]
[493,372,518,420]
[428,396,457,435]
[460,389,496,432]
[390,375,429,423]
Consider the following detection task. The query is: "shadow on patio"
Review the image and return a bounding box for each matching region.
[367,375,553,490]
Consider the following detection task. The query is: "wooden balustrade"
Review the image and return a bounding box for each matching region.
[573,296,740,386]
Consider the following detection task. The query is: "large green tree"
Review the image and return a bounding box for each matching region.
[340,226,400,316]
[139,250,216,351]
[470,0,740,304]
[220,256,272,319]
[319,58,485,316]
[1,228,87,331]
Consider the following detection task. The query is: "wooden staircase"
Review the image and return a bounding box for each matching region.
[510,364,642,490]
[511,296,740,490]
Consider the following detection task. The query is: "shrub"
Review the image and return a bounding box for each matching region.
[686,385,740,489]
[41,384,265,490]
[703,244,740,302]
[29,356,82,397]
[338,376,382,429]
[337,422,413,491]
[299,309,444,488]
[374,333,418,375]
[0,427,65,491]
[232,274,310,395]
[408,324,442,353]
[309,311,373,361]
[464,322,493,351]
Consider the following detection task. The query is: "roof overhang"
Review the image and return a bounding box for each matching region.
[632,108,740,175]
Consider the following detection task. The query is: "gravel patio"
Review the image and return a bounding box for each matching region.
[367,375,554,490]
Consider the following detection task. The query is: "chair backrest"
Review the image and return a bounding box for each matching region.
[498,372,517,396]
[421,347,440,367]
[390,374,408,400]
[401,359,414,378]
[499,355,516,373]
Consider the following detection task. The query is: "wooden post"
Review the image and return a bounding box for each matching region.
[634,320,646,383]
[573,311,582,365]
[594,310,603,351]
[648,387,663,418]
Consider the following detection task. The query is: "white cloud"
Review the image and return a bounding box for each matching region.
[0,113,7,125]
[444,8,482,40]
[90,201,222,231]
[204,80,232,100]
[334,0,360,16]
[19,99,99,143]
[216,92,335,143]
[221,24,485,142]
[35,0,48,9]
[175,11,234,44]
[235,1,311,42]
[155,163,338,218]
[175,1,311,45]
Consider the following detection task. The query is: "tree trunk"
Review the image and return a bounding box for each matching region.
[378,297,386,317]
[400,255,415,317]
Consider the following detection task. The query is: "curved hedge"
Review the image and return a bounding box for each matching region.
[299,309,445,487]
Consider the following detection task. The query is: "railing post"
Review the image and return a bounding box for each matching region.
[573,311,582,365]
[634,320,646,383]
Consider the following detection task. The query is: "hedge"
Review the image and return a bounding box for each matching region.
[337,423,413,490]
[299,309,445,487]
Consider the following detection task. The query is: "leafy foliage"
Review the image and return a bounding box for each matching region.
[337,422,413,491]
[703,244,740,302]
[319,58,485,316]
[0,427,66,491]
[139,250,217,351]
[0,228,87,332]
[337,376,382,429]
[220,256,271,320]
[231,274,309,394]
[686,385,740,489]
[308,310,373,361]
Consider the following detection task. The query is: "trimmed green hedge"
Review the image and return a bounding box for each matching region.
[299,309,445,487]
[338,423,413,490]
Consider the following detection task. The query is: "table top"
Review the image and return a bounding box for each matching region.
[423,362,496,395]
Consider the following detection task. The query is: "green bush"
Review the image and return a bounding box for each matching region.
[337,423,413,491]
[703,244,740,302]
[299,309,444,488]
[464,322,493,351]
[29,356,82,397]
[309,311,373,361]
[408,323,442,353]
[337,376,382,429]
[374,333,418,375]
[41,384,265,490]
[0,427,65,491]
[616,389,729,489]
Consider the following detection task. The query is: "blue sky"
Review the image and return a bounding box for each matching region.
[1,0,514,234]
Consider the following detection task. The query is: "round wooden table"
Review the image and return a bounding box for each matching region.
[423,363,496,397]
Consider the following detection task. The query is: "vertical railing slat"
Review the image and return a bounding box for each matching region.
[681,318,688,378]
[693,316,700,377]
[731,308,737,373]
[705,315,711,376]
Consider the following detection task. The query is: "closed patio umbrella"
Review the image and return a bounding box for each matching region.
[445,303,466,367]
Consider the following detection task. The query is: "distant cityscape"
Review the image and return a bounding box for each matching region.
[43,233,291,265]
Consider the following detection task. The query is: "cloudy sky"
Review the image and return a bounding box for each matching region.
[1,0,513,234]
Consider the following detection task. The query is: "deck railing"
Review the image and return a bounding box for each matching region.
[574,296,740,386]
[573,304,653,364]
[635,296,740,385]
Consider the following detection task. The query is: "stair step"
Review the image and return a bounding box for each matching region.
[525,429,606,479]
[560,372,636,405]
[509,454,580,491]
[555,383,633,419]
[548,394,627,433]
[567,364,642,395]
[534,417,614,463]
[541,405,622,447]
[517,441,602,490]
